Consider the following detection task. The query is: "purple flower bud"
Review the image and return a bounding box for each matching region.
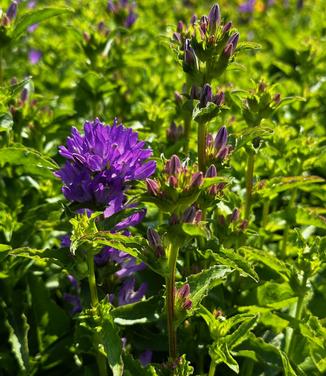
[223,43,233,58]
[230,208,240,222]
[205,164,217,178]
[184,39,199,71]
[216,182,226,191]
[178,283,190,299]
[200,15,208,34]
[258,82,267,92]
[222,21,232,33]
[177,20,184,32]
[194,209,202,223]
[28,49,42,65]
[183,299,193,310]
[107,0,115,11]
[174,91,183,104]
[239,219,249,230]
[167,122,183,143]
[214,126,228,150]
[273,93,281,105]
[190,85,201,100]
[183,206,196,223]
[228,32,240,50]
[206,133,213,147]
[173,32,182,43]
[213,91,225,106]
[139,350,152,367]
[217,146,229,160]
[166,176,177,189]
[67,274,78,289]
[125,10,137,28]
[190,172,203,188]
[208,185,218,195]
[147,228,164,257]
[166,155,181,175]
[208,4,221,34]
[200,84,213,108]
[6,1,17,21]
[146,178,160,196]
[20,88,28,103]
[170,213,179,225]
[190,14,197,25]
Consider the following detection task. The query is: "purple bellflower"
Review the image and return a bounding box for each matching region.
[28,49,42,64]
[55,118,156,207]
[118,277,147,305]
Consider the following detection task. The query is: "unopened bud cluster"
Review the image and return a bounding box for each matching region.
[172,3,240,80]
[107,0,137,28]
[176,283,192,311]
[1,1,17,27]
[206,125,232,164]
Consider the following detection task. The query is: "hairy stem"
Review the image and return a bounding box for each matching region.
[208,360,216,376]
[87,252,107,376]
[184,116,191,153]
[261,199,270,228]
[166,242,179,361]
[198,121,207,172]
[244,151,255,220]
[287,272,308,358]
[281,188,297,258]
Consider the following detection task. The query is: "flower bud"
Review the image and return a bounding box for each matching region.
[168,175,178,188]
[258,82,267,92]
[239,219,249,230]
[174,91,183,104]
[205,164,217,178]
[213,91,225,106]
[20,88,28,104]
[273,93,281,105]
[146,178,160,196]
[228,32,240,50]
[214,126,228,150]
[184,39,199,71]
[216,182,226,191]
[230,208,240,222]
[177,283,190,299]
[147,228,164,257]
[223,43,233,58]
[166,155,181,175]
[190,85,201,100]
[173,32,181,43]
[183,299,193,310]
[177,20,184,32]
[190,172,203,188]
[194,209,202,223]
[183,206,196,223]
[200,15,208,34]
[190,14,197,25]
[222,21,232,33]
[200,84,212,108]
[6,1,18,21]
[208,4,221,34]
[217,146,229,160]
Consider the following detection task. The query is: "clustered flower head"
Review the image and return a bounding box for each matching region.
[146,154,203,199]
[206,125,232,164]
[107,0,137,28]
[172,3,240,80]
[190,83,225,109]
[55,118,156,211]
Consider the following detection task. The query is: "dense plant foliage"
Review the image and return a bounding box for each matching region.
[0,0,325,375]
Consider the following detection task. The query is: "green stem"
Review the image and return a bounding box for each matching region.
[244,151,255,221]
[87,253,107,376]
[0,49,3,85]
[208,360,216,376]
[261,199,270,228]
[166,242,179,361]
[287,273,308,358]
[184,116,191,153]
[281,188,297,258]
[198,121,207,172]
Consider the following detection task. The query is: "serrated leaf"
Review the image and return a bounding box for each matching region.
[192,102,222,123]
[296,207,326,229]
[12,7,74,40]
[257,282,295,307]
[0,144,58,178]
[240,247,290,280]
[181,223,208,238]
[255,176,324,199]
[209,343,239,374]
[111,297,163,325]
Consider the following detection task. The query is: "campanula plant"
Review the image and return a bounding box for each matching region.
[0,1,325,376]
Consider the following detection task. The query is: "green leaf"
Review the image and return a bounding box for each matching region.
[183,265,234,308]
[192,102,222,123]
[12,7,74,40]
[209,342,239,374]
[296,207,326,229]
[255,176,324,200]
[240,247,290,280]
[257,281,295,307]
[0,144,58,178]
[111,297,163,325]
[98,302,124,376]
[181,223,208,238]
[123,353,158,376]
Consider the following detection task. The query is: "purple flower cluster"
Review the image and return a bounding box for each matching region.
[107,0,138,28]
[57,118,155,308]
[55,118,155,209]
